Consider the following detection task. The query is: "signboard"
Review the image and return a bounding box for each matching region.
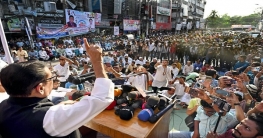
[20,18,35,30]
[7,18,21,31]
[155,22,172,30]
[114,0,122,14]
[38,23,64,28]
[176,23,182,31]
[114,26,119,35]
[65,9,95,33]
[95,13,102,26]
[157,6,171,16]
[92,0,102,13]
[39,18,64,24]
[123,20,140,31]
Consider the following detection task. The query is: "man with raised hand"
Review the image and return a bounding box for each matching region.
[0,38,114,138]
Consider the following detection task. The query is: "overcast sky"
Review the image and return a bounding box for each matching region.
[203,0,263,18]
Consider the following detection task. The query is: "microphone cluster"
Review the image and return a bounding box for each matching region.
[106,84,177,123]
[70,72,96,85]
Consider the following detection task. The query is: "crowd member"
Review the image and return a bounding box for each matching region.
[152,59,172,94]
[17,47,28,62]
[0,39,114,137]
[1,31,263,138]
[53,56,75,87]
[183,61,194,75]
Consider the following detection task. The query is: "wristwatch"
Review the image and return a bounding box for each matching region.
[234,103,241,106]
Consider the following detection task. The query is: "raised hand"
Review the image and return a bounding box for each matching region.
[84,38,103,63]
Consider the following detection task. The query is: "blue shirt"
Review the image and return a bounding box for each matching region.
[193,62,203,70]
[233,61,249,73]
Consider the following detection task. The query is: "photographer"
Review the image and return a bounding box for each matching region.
[207,112,263,138]
[169,89,235,138]
[0,39,114,137]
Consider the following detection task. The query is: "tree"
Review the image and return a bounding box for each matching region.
[206,10,220,28]
[205,12,261,28]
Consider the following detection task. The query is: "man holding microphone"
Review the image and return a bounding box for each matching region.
[0,39,114,138]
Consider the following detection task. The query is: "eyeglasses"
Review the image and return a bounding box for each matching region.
[31,72,58,89]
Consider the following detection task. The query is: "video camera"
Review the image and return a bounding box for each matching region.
[209,95,231,112]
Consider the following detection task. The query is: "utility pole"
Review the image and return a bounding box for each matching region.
[138,0,141,37]
[145,0,150,37]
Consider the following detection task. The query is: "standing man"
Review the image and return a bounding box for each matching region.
[53,56,75,87]
[152,59,172,94]
[0,38,114,138]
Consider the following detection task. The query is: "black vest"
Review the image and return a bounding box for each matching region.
[0,97,81,138]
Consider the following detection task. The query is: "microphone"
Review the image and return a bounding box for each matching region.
[72,75,96,84]
[117,98,128,105]
[131,99,143,109]
[158,97,167,110]
[128,91,142,100]
[148,102,175,123]
[145,96,160,110]
[77,72,95,78]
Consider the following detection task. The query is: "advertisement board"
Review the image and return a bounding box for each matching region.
[157,6,171,16]
[65,9,95,32]
[123,20,140,31]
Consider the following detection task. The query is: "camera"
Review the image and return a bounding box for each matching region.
[209,95,231,112]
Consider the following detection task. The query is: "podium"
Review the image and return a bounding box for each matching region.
[84,108,172,138]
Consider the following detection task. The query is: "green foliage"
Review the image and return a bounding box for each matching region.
[205,10,261,28]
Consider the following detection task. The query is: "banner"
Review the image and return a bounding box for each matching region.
[36,25,91,39]
[65,9,95,33]
[36,26,69,39]
[123,20,140,31]
[7,18,21,31]
[114,26,119,35]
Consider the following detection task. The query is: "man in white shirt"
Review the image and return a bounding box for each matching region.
[171,63,179,79]
[152,59,172,95]
[39,48,49,61]
[0,59,8,103]
[128,66,153,90]
[183,61,194,75]
[135,57,145,66]
[53,56,75,87]
[65,46,75,58]
[0,38,114,137]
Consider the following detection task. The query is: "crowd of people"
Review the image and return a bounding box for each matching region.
[1,31,263,138]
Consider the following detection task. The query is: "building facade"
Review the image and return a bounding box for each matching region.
[0,0,205,39]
